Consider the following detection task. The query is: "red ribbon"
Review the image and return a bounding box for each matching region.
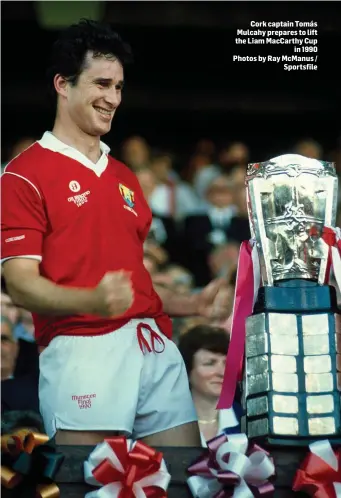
[92,437,166,498]
[321,227,336,284]
[137,323,165,354]
[292,446,341,498]
[310,226,341,284]
[217,241,255,409]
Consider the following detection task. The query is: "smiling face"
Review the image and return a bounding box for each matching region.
[189,348,226,399]
[55,51,124,137]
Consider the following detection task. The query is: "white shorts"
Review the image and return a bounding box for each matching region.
[39,318,197,438]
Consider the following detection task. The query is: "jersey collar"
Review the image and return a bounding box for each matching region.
[38,131,110,177]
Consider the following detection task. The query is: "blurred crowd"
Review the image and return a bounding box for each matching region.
[1,133,341,444]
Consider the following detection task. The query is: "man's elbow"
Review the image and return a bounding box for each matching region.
[5,279,29,308]
[2,258,40,309]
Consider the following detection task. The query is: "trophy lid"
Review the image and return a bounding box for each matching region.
[246,154,336,182]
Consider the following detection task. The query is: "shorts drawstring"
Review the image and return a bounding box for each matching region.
[137,323,165,354]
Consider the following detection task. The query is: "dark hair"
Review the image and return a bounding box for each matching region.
[178,325,230,376]
[46,18,133,100]
[1,410,45,435]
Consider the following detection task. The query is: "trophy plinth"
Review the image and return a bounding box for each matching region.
[243,154,340,446]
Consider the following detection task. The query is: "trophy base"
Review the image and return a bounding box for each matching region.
[240,424,341,447]
[254,280,339,314]
[243,291,341,446]
[265,435,341,447]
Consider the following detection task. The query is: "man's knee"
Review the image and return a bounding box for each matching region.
[139,421,201,447]
[55,429,124,445]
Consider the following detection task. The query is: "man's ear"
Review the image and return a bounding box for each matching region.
[53,74,69,98]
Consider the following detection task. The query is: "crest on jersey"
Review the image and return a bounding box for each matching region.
[69,180,81,192]
[119,183,135,208]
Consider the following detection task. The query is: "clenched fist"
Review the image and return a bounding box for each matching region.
[92,271,134,317]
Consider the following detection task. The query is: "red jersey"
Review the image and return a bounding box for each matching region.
[1,132,172,346]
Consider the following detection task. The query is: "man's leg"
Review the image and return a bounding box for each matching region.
[39,328,143,443]
[133,323,200,446]
[55,430,124,445]
[140,421,201,447]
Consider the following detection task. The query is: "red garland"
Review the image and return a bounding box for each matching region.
[293,445,341,498]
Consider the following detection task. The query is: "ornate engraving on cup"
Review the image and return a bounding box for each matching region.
[246,154,338,285]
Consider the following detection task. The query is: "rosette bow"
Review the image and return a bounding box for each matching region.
[84,436,171,498]
[187,433,275,498]
[292,440,341,498]
[1,428,64,498]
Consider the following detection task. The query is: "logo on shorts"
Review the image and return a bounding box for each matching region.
[119,183,138,216]
[69,180,81,192]
[71,393,96,409]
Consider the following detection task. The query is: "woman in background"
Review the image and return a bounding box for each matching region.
[178,325,242,446]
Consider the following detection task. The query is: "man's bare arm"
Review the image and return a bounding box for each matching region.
[3,258,133,317]
[154,277,230,319]
[154,283,199,317]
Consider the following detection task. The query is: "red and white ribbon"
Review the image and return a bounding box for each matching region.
[187,433,275,498]
[84,437,170,498]
[218,240,260,409]
[293,439,341,498]
[323,226,341,293]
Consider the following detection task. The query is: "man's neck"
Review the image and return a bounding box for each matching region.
[191,390,219,421]
[52,116,102,164]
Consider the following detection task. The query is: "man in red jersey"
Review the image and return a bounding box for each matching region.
[1,20,229,446]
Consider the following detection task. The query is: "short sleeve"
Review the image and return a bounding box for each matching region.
[1,172,47,262]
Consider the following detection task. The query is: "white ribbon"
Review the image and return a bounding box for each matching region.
[188,434,275,498]
[302,439,341,498]
[334,483,341,498]
[250,239,261,308]
[309,439,338,472]
[84,439,171,498]
[308,440,341,498]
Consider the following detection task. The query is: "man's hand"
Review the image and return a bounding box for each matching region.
[197,278,230,320]
[93,271,134,317]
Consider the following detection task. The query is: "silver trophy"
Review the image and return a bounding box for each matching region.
[242,154,341,445]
